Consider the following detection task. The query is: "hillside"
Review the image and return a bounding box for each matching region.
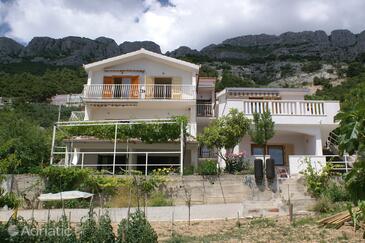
[0,29,365,100]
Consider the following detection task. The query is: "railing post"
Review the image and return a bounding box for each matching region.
[145,152,149,176]
[81,152,84,169]
[344,155,348,173]
[50,124,57,165]
[113,124,118,175]
[180,122,184,176]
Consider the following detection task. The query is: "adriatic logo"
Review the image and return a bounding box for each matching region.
[7,224,19,237]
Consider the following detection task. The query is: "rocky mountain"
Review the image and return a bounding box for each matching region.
[1,29,364,86]
[0,36,161,66]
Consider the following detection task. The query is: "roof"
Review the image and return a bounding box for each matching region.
[83,48,200,72]
[217,87,310,98]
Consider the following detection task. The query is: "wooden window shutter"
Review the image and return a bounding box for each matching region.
[103,76,113,98]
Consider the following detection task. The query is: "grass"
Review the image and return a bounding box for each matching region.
[158,216,364,242]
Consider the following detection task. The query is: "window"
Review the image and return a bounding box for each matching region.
[251,145,285,166]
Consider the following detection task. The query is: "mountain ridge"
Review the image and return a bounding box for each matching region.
[1,29,365,66]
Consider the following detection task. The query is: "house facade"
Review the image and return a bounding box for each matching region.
[51,49,342,176]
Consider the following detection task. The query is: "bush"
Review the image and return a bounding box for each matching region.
[40,166,92,193]
[345,160,365,202]
[225,152,251,174]
[148,191,173,207]
[312,196,333,213]
[43,198,90,209]
[0,189,22,209]
[197,160,218,175]
[302,61,322,73]
[117,209,158,243]
[346,62,364,77]
[301,157,332,198]
[323,180,350,202]
[183,165,195,175]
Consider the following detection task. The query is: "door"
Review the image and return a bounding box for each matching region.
[251,145,285,166]
[103,77,113,98]
[154,78,172,99]
[130,76,139,98]
[267,145,284,166]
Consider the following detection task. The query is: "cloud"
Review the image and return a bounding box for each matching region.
[1,0,365,52]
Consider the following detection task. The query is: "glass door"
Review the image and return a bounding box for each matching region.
[267,145,284,165]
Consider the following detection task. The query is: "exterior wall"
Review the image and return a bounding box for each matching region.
[89,58,196,86]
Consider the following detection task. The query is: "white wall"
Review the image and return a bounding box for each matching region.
[89,58,195,86]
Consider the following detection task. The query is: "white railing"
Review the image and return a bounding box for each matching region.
[243,100,326,116]
[197,103,214,117]
[69,111,85,121]
[83,84,196,100]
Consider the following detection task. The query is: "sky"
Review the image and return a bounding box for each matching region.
[1,0,365,52]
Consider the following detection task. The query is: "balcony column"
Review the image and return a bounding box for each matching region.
[315,133,323,156]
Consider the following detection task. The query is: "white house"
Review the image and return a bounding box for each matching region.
[50,49,342,176]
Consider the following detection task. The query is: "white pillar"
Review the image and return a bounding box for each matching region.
[112,124,118,175]
[50,124,57,165]
[315,133,323,156]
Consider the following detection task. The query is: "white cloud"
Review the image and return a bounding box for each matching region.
[1,0,365,52]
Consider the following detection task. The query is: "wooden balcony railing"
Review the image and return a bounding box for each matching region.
[83,84,195,100]
[243,100,328,116]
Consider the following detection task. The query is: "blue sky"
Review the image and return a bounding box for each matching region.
[1,0,365,52]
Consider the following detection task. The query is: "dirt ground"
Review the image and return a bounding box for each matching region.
[151,216,365,242]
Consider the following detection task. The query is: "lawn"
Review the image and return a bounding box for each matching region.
[151,216,364,242]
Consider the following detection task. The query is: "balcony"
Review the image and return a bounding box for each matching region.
[197,103,214,117]
[240,100,340,125]
[82,84,196,101]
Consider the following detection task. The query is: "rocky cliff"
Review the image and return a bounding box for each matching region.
[0,36,161,65]
[1,29,364,86]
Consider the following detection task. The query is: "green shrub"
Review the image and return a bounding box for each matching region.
[183,165,195,175]
[0,190,22,209]
[79,211,98,243]
[148,191,173,207]
[96,213,116,243]
[323,180,350,202]
[117,209,158,243]
[225,153,251,174]
[40,166,92,193]
[302,61,322,73]
[345,160,365,202]
[197,160,218,175]
[312,196,333,213]
[43,198,90,209]
[301,157,332,198]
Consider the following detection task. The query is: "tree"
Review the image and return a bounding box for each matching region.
[197,108,251,163]
[215,70,254,91]
[346,62,365,78]
[335,84,365,202]
[249,111,275,162]
[0,110,49,173]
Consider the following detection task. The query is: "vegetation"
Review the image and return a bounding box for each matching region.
[196,159,219,175]
[224,152,252,174]
[197,108,251,164]
[117,209,158,243]
[0,109,50,174]
[301,157,333,198]
[249,111,275,163]
[215,70,254,91]
[0,67,86,102]
[63,116,188,144]
[301,61,322,73]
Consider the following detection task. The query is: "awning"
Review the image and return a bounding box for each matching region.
[38,191,93,201]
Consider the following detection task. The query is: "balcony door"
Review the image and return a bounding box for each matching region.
[102,76,139,99]
[154,78,172,99]
[251,144,285,166]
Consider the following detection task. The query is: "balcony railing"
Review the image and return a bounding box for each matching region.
[197,103,214,117]
[83,84,195,100]
[69,111,85,121]
[243,100,328,116]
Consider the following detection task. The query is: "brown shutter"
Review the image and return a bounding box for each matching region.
[103,76,113,98]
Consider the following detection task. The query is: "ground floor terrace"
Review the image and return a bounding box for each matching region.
[51,120,351,176]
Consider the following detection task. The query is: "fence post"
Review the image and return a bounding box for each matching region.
[81,152,85,169]
[113,124,118,175]
[50,124,57,165]
[145,152,149,176]
[344,155,348,173]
